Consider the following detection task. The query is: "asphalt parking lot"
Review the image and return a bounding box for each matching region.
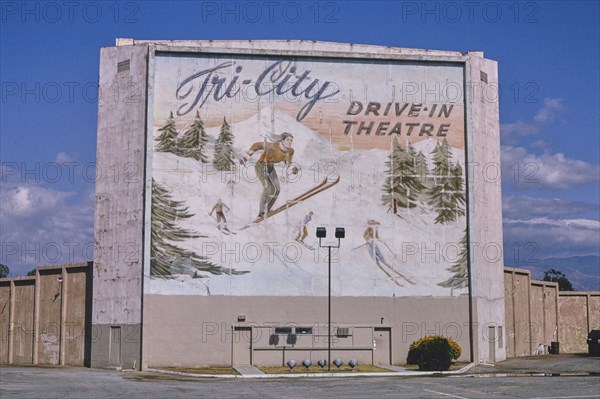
[468,353,600,374]
[1,355,599,399]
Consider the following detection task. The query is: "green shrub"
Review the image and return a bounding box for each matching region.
[406,336,462,368]
[417,338,453,371]
[406,337,427,364]
[448,338,461,360]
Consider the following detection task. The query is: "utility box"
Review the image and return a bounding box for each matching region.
[587,330,600,357]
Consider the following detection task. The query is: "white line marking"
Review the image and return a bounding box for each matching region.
[423,389,469,399]
[531,396,600,399]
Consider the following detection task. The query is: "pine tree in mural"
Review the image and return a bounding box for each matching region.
[449,162,466,217]
[382,138,426,214]
[405,141,427,197]
[430,138,452,177]
[156,111,179,153]
[415,150,431,186]
[438,230,469,293]
[176,111,209,162]
[406,141,417,158]
[150,179,248,278]
[427,138,464,223]
[382,139,403,214]
[213,117,235,171]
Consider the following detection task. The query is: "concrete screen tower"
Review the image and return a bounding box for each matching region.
[91,39,504,369]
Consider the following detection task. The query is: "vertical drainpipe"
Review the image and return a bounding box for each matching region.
[463,57,474,364]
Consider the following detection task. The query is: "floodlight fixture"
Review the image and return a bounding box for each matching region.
[316,225,345,370]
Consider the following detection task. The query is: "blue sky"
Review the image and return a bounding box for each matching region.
[1,0,599,277]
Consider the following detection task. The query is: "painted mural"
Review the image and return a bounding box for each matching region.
[147,54,468,297]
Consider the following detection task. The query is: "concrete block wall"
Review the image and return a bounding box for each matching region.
[144,295,472,368]
[504,267,600,356]
[91,43,148,369]
[558,292,600,353]
[504,267,559,357]
[466,53,506,364]
[0,263,91,366]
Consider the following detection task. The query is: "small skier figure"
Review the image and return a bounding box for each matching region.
[295,211,314,243]
[363,219,394,269]
[209,199,231,233]
[361,219,416,286]
[227,179,236,197]
[240,132,298,218]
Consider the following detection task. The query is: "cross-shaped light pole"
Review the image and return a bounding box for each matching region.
[316,226,345,372]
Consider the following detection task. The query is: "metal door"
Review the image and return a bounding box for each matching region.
[488,326,496,363]
[109,326,121,367]
[233,327,252,365]
[373,327,391,365]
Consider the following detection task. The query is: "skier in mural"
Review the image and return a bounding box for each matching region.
[240,132,298,218]
[209,198,232,233]
[295,211,314,243]
[227,179,236,197]
[363,220,394,269]
[362,219,416,286]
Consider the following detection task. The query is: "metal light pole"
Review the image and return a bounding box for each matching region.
[316,226,345,372]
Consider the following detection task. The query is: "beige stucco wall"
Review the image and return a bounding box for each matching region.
[505,269,534,356]
[91,44,148,369]
[144,295,471,367]
[503,267,600,356]
[0,263,91,366]
[466,54,506,364]
[10,280,35,364]
[504,268,560,357]
[559,292,600,353]
[0,280,10,364]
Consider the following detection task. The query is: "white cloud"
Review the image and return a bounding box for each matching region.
[55,152,74,163]
[501,97,564,140]
[501,145,600,189]
[503,215,599,259]
[529,140,548,150]
[503,195,599,220]
[500,120,539,137]
[533,98,565,123]
[2,185,74,216]
[504,217,599,230]
[10,186,33,214]
[0,183,93,275]
[502,195,600,261]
